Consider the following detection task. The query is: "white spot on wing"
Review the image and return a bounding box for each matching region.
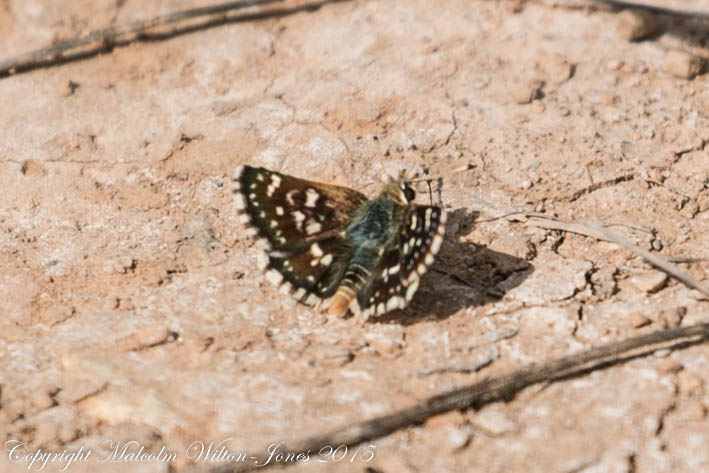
[286,189,298,205]
[406,279,419,301]
[306,221,322,235]
[276,206,284,216]
[304,293,320,306]
[305,188,320,208]
[321,254,333,265]
[311,243,323,257]
[386,297,402,312]
[292,211,305,231]
[431,234,443,254]
[266,174,281,197]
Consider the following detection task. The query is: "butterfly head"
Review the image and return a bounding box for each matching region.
[380,175,417,205]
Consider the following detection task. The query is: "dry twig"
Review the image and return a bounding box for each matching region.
[583,221,709,298]
[0,0,351,77]
[541,0,709,21]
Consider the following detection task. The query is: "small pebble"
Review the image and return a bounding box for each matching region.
[20,159,47,177]
[573,272,588,291]
[665,50,704,80]
[57,379,108,404]
[504,0,523,14]
[131,324,169,349]
[59,80,80,97]
[30,389,57,411]
[654,348,671,358]
[512,79,543,104]
[654,359,683,375]
[659,309,682,329]
[367,336,404,358]
[317,346,354,367]
[542,55,573,84]
[630,312,651,328]
[616,10,659,41]
[683,400,706,420]
[425,410,465,429]
[677,371,704,397]
[604,59,624,71]
[629,271,668,293]
[473,404,519,435]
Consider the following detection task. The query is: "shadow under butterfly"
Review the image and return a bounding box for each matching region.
[377,208,533,326]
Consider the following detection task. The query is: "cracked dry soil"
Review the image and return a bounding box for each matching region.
[1,0,709,472]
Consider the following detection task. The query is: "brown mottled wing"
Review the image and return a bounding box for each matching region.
[232,165,368,305]
[233,165,367,249]
[357,205,446,319]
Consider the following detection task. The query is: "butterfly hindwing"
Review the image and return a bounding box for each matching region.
[357,205,446,318]
[263,234,351,306]
[232,165,368,250]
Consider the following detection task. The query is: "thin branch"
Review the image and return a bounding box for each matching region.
[521,215,709,297]
[539,0,709,21]
[525,214,610,240]
[587,0,709,21]
[188,323,709,473]
[583,221,709,297]
[0,0,351,78]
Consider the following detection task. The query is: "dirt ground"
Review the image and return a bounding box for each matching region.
[1,0,709,472]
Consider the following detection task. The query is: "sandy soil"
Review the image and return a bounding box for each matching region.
[1,0,708,472]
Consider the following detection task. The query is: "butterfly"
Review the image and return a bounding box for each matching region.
[232,165,446,320]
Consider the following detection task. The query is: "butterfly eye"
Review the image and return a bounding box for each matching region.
[403,186,415,202]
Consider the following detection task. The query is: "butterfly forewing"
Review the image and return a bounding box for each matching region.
[233,165,368,249]
[357,205,446,318]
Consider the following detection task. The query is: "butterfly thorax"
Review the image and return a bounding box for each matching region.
[345,179,411,266]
